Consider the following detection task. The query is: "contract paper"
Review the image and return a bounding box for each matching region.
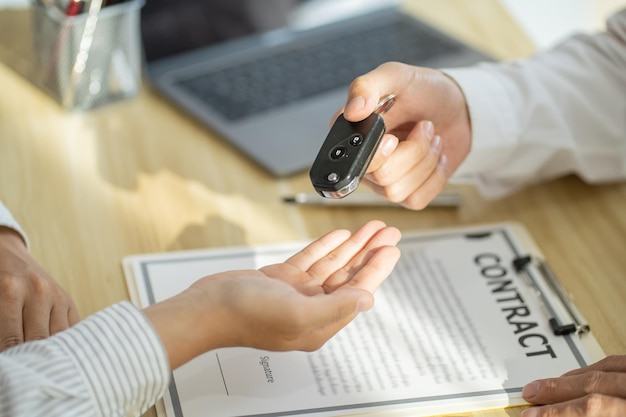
[124,223,603,417]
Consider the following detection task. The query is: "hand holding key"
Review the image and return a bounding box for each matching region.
[333,62,472,210]
[310,95,395,199]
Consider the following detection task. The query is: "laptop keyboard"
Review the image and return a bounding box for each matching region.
[174,17,464,121]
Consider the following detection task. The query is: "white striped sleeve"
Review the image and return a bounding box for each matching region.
[446,9,626,198]
[0,200,29,248]
[0,301,171,417]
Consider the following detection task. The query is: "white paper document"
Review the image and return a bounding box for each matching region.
[124,223,604,417]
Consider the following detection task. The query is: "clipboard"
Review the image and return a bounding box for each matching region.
[123,222,604,417]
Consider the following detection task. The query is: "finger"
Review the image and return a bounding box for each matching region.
[322,227,401,291]
[397,154,449,210]
[22,299,52,341]
[523,371,626,405]
[367,133,400,175]
[343,62,412,123]
[521,395,626,417]
[285,229,352,271]
[364,125,441,206]
[0,303,24,351]
[367,121,435,186]
[21,274,55,341]
[49,292,79,334]
[67,301,81,326]
[365,133,399,174]
[366,144,440,206]
[563,355,626,376]
[306,220,388,285]
[339,244,401,295]
[0,278,25,351]
[49,305,69,335]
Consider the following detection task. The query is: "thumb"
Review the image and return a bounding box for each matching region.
[309,289,373,330]
[343,62,412,122]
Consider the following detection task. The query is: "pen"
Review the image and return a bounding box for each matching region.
[282,191,461,208]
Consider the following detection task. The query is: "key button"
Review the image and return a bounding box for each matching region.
[349,134,363,146]
[331,146,347,159]
[327,173,339,183]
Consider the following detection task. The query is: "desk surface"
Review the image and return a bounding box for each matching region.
[0,1,624,417]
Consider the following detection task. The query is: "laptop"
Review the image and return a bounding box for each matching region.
[140,0,491,176]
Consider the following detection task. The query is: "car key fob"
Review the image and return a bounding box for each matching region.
[309,94,395,199]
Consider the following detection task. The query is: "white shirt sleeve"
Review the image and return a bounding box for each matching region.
[445,8,626,198]
[0,200,29,248]
[0,301,170,417]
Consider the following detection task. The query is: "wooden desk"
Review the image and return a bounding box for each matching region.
[0,1,623,416]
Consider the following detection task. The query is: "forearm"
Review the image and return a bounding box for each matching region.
[446,9,626,198]
[143,288,226,369]
[0,302,170,417]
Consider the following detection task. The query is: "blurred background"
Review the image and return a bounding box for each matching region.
[1,0,624,50]
[498,0,625,49]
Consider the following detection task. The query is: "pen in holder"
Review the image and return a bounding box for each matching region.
[31,0,144,110]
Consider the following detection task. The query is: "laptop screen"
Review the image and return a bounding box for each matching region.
[140,0,397,62]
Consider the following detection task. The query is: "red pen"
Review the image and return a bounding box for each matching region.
[65,0,85,16]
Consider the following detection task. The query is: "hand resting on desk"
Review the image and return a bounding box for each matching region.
[0,226,79,351]
[521,355,626,417]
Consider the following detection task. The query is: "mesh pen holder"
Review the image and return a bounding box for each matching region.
[32,0,144,110]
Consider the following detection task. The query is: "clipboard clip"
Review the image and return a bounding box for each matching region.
[513,255,590,337]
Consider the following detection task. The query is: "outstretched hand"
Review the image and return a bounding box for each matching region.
[340,61,472,209]
[521,355,626,417]
[0,227,80,351]
[145,220,401,369]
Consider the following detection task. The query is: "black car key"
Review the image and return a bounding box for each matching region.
[310,94,395,199]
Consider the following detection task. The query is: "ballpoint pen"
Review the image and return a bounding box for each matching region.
[282,191,461,208]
